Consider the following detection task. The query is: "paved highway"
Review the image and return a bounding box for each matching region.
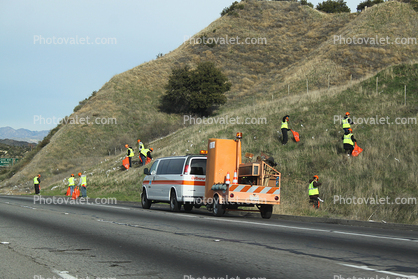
[1,195,417,279]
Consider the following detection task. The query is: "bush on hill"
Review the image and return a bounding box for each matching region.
[316,0,351,13]
[356,0,384,12]
[221,1,245,17]
[160,62,231,116]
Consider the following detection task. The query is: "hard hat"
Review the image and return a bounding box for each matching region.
[78,172,82,176]
[150,148,153,151]
[125,144,128,148]
[137,139,141,142]
[38,174,41,177]
[345,112,350,116]
[348,128,353,133]
[313,175,319,180]
[71,174,74,177]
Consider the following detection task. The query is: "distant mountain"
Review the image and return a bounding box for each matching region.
[0,127,49,143]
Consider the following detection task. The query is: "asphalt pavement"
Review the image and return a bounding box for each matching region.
[1,195,417,279]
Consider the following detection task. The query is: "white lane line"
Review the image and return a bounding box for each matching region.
[85,203,131,210]
[339,263,418,279]
[174,214,418,243]
[52,269,78,279]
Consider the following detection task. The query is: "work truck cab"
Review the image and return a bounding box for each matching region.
[142,154,207,212]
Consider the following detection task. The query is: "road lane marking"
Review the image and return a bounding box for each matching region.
[85,203,131,210]
[175,214,418,243]
[52,269,78,279]
[339,263,418,279]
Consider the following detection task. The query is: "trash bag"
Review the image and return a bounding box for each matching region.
[352,142,363,157]
[291,129,300,142]
[122,157,130,169]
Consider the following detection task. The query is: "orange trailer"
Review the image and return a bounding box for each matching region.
[204,133,281,219]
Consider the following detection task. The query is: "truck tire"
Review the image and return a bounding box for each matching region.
[141,189,151,209]
[213,195,225,217]
[170,190,181,212]
[183,203,193,212]
[260,205,273,219]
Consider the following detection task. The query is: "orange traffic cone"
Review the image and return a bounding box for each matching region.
[232,170,238,184]
[225,172,230,185]
[66,187,71,196]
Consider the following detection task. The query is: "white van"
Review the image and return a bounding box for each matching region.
[141,155,207,212]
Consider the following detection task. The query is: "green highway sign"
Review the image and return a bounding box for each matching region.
[0,158,20,167]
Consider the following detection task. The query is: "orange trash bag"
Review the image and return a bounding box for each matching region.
[66,187,71,196]
[145,157,152,165]
[352,142,363,157]
[72,186,80,200]
[122,156,130,169]
[291,129,300,142]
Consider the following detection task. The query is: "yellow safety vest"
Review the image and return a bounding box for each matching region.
[138,142,144,150]
[342,118,351,128]
[68,177,75,186]
[281,121,288,129]
[343,133,354,146]
[308,180,319,196]
[141,148,150,157]
[127,147,134,157]
[33,177,39,184]
[81,176,87,186]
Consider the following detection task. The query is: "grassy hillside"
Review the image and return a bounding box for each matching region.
[1,0,417,223]
[39,63,418,224]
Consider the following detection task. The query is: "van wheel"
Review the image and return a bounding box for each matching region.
[170,191,180,212]
[141,189,151,209]
[213,195,225,217]
[183,204,193,212]
[260,205,273,219]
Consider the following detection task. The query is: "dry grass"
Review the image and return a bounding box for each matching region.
[1,1,418,223]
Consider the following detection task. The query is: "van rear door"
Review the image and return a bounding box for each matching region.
[181,157,206,203]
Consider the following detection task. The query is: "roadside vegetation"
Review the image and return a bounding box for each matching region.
[2,1,418,224]
[41,63,418,224]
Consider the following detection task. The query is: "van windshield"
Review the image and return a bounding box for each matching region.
[190,158,206,175]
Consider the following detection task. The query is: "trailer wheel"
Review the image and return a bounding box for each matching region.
[260,205,273,219]
[170,190,181,212]
[141,189,151,209]
[213,195,225,217]
[183,203,193,212]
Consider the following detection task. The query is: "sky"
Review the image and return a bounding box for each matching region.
[0,0,359,131]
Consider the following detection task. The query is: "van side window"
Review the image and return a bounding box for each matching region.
[166,158,185,174]
[190,158,206,175]
[156,158,185,175]
[156,160,169,175]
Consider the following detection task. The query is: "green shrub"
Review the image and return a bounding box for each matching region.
[316,0,351,13]
[356,0,384,12]
[300,0,314,8]
[160,62,231,116]
[221,1,245,17]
